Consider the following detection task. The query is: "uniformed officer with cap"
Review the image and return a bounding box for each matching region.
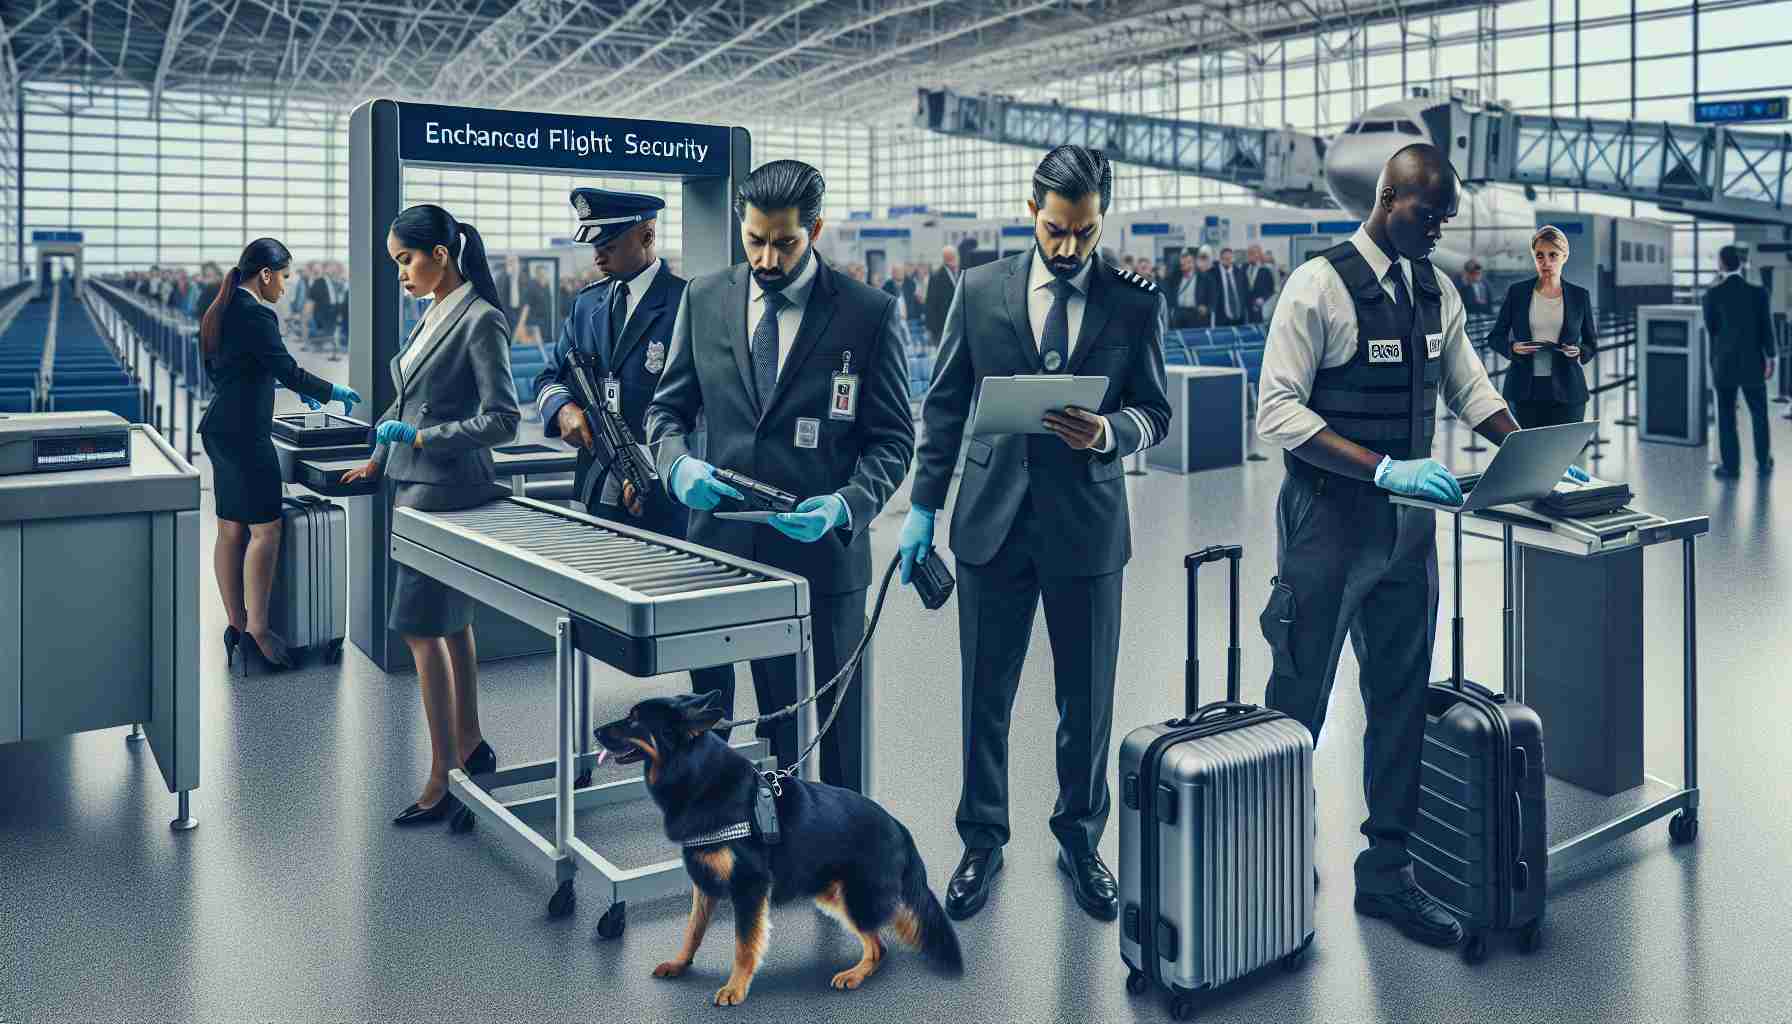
[535,187,689,539]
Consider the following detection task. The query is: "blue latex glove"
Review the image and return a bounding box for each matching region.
[375,420,418,447]
[667,456,744,511]
[331,383,361,416]
[770,494,849,544]
[897,506,936,584]
[1374,456,1463,505]
[1562,464,1591,484]
[300,394,323,411]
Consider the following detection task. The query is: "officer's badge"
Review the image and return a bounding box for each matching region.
[573,193,592,218]
[644,340,666,374]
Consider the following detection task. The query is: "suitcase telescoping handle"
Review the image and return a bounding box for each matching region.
[1184,544,1243,716]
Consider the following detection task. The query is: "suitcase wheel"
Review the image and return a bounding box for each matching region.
[325,639,344,664]
[1669,811,1699,844]
[1461,931,1489,964]
[1125,969,1148,996]
[1518,920,1543,955]
[1281,933,1314,971]
[1170,994,1196,1021]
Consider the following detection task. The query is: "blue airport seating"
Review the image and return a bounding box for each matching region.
[1196,349,1235,368]
[49,386,143,422]
[0,387,32,412]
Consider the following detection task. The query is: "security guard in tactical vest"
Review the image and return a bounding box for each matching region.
[1255,144,1587,951]
[535,188,689,539]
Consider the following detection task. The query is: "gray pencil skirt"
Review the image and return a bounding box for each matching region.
[386,479,508,638]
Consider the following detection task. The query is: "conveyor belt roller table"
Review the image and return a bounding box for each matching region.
[391,497,838,933]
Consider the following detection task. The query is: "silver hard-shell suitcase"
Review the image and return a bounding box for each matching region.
[1119,545,1315,1021]
[266,494,347,664]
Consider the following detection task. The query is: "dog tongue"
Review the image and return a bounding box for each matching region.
[596,749,609,767]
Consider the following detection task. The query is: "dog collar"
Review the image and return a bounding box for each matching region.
[681,822,753,848]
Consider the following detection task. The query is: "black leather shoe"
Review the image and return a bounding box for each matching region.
[393,792,460,827]
[463,741,496,777]
[1354,884,1464,947]
[944,846,1003,920]
[1057,849,1119,921]
[1714,464,1741,480]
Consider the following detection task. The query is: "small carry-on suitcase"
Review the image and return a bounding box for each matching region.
[264,494,347,667]
[1119,545,1315,1022]
[1410,512,1547,964]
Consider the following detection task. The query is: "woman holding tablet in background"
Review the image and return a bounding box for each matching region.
[1485,224,1598,429]
[340,204,520,826]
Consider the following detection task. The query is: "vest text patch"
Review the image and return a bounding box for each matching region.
[1367,339,1404,364]
[1426,332,1443,359]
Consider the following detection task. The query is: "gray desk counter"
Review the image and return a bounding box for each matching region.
[0,425,201,830]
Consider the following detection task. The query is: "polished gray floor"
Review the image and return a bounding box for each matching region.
[4,357,1791,1022]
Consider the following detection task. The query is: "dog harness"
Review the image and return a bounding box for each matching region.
[679,776,783,849]
[681,822,753,848]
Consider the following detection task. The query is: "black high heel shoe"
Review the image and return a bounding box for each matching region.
[223,626,241,670]
[243,630,296,673]
[393,791,461,827]
[463,741,497,778]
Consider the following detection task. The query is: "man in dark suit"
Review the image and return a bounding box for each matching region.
[646,160,914,794]
[1458,259,1493,314]
[925,245,961,346]
[1244,244,1276,323]
[536,188,688,538]
[1703,245,1777,478]
[1207,246,1249,326]
[897,144,1172,923]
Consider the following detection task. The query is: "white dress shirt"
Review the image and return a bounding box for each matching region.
[400,281,475,377]
[1256,227,1507,450]
[615,257,663,327]
[746,250,820,378]
[237,284,278,312]
[1529,290,1564,377]
[1025,248,1123,453]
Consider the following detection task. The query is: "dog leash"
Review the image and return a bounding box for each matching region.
[730,553,903,792]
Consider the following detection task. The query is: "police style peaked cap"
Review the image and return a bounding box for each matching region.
[570,188,665,246]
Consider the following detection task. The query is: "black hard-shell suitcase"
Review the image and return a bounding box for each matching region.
[1118,546,1315,1022]
[1410,512,1547,963]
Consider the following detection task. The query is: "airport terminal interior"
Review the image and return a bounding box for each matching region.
[3,0,1792,1020]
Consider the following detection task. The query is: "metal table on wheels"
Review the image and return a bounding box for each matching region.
[391,497,872,938]
[1393,494,1707,876]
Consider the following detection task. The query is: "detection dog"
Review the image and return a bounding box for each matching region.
[595,693,963,1006]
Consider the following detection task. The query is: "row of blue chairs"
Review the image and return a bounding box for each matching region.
[1,289,144,420]
[0,288,54,411]
[509,343,549,421]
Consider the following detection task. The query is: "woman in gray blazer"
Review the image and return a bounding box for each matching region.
[341,204,520,826]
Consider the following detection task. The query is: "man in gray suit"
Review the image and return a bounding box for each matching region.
[646,160,914,794]
[897,145,1172,922]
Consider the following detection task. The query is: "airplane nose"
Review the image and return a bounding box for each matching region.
[1323,133,1412,219]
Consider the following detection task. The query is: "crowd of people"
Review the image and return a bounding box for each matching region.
[118,261,351,352]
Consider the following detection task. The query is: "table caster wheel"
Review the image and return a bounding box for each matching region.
[1462,932,1488,964]
[450,806,475,834]
[1125,969,1148,996]
[575,771,593,790]
[1669,812,1699,844]
[1170,994,1196,1021]
[596,901,627,940]
[547,880,576,919]
[1518,921,1543,954]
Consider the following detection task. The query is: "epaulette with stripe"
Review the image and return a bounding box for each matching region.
[576,279,608,296]
[1110,264,1158,292]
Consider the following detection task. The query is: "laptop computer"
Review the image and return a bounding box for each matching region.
[1446,421,1600,512]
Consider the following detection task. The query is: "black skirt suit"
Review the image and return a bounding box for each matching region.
[197,287,334,523]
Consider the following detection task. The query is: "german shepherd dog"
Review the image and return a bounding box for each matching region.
[595,692,963,1006]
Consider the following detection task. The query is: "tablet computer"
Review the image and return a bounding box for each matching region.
[967,375,1110,436]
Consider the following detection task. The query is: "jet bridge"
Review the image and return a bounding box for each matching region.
[915,89,1334,209]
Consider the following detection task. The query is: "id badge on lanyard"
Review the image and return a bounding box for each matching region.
[829,351,859,422]
[603,374,622,415]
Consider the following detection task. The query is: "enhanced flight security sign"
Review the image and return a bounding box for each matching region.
[397,103,731,177]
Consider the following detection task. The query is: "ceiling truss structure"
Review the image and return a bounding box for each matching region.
[3,0,1502,126]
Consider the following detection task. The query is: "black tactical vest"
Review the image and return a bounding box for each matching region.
[1286,240,1444,478]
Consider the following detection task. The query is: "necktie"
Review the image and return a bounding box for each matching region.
[1222,268,1237,319]
[751,289,786,407]
[1040,278,1074,373]
[1387,262,1415,332]
[606,280,629,369]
